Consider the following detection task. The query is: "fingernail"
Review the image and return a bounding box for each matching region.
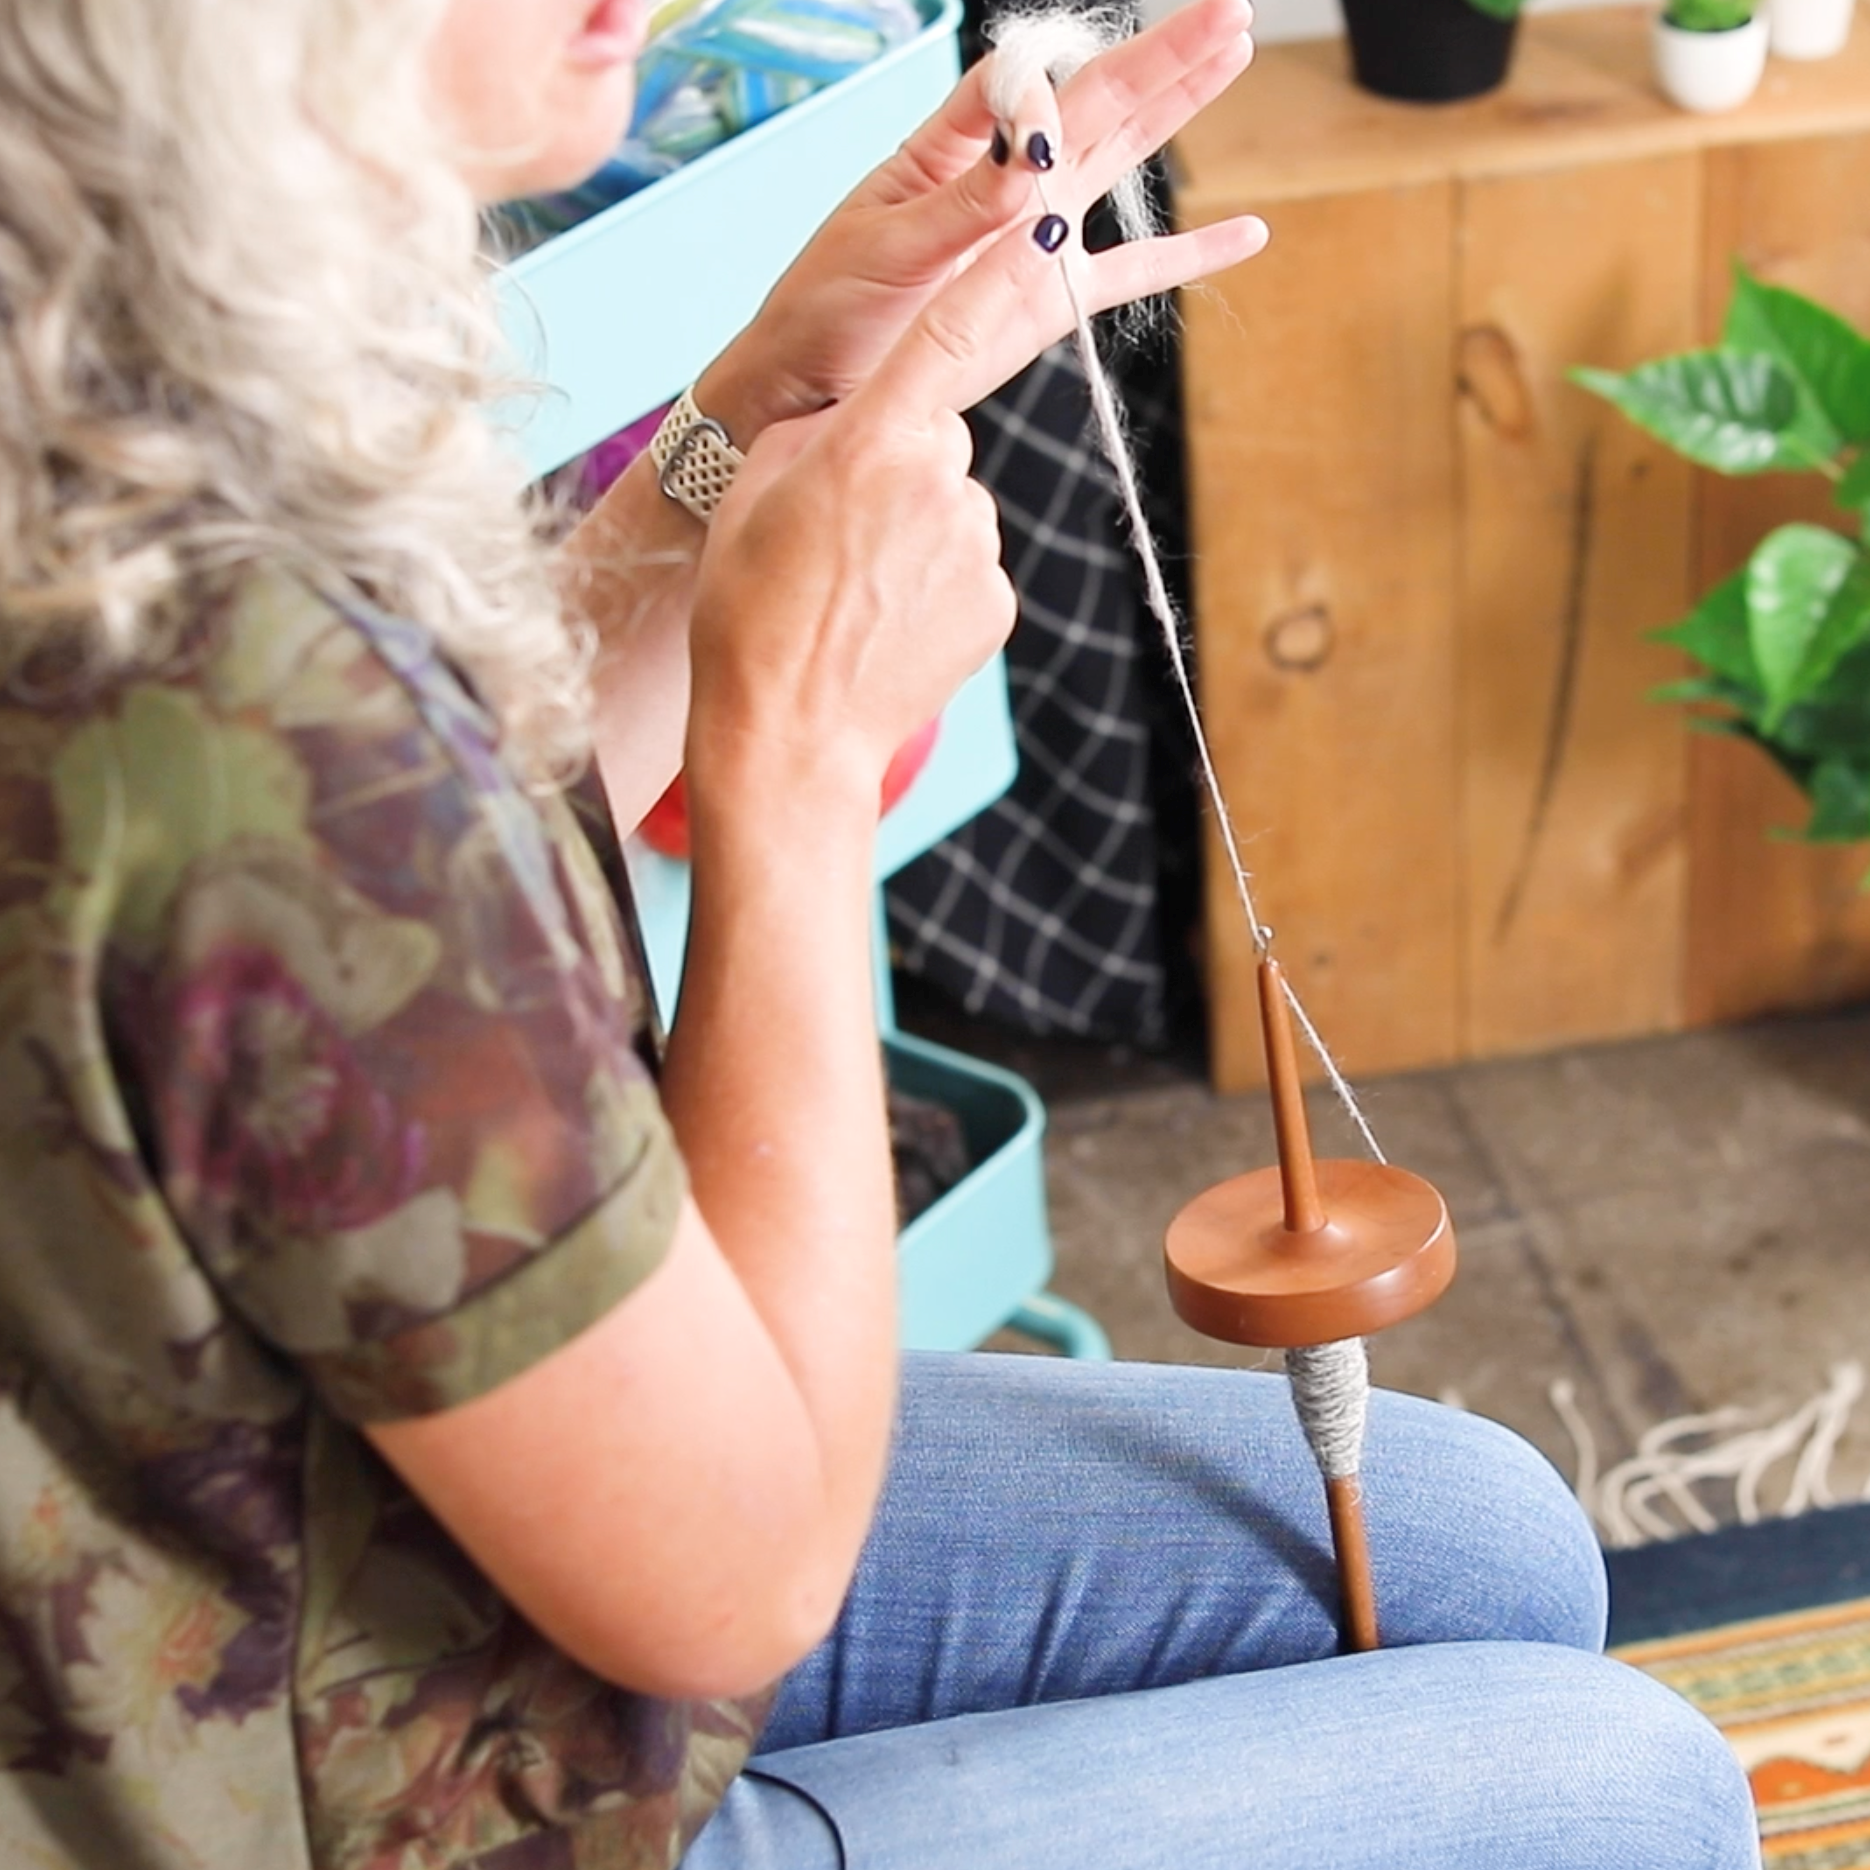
[1027,130,1055,172]
[1033,214,1068,254]
[990,125,1010,166]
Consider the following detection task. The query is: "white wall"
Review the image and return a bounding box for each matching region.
[1158,0,1629,41]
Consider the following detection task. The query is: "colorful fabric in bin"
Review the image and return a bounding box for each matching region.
[508,0,924,241]
[579,401,670,500]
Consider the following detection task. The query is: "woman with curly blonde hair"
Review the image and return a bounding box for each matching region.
[0,0,1758,1866]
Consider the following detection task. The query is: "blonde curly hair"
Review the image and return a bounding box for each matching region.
[0,0,590,780]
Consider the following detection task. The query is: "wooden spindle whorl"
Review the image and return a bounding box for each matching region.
[1164,959,1456,1350]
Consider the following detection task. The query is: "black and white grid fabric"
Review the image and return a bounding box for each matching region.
[884,332,1199,1048]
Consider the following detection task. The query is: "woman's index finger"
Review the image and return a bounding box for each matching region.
[888,59,997,190]
[874,56,1054,227]
[853,210,1060,425]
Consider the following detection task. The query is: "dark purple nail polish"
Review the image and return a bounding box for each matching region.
[990,126,1010,166]
[1033,213,1068,254]
[1027,130,1055,172]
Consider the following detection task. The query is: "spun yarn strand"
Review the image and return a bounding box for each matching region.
[985,8,1386,1490]
[985,13,1382,1164]
[1031,165,1385,1160]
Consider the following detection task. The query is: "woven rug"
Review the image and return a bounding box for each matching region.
[1609,1504,1870,1867]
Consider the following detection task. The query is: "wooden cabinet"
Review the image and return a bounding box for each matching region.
[1173,5,1870,1091]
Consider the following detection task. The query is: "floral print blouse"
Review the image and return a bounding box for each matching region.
[0,569,768,1867]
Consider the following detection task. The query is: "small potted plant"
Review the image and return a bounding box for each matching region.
[1653,0,1770,112]
[1573,267,1870,868]
[1768,0,1856,60]
[1340,0,1523,104]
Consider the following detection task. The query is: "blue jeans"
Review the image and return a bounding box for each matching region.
[683,1354,1760,1868]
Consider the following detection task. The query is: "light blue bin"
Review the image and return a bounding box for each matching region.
[889,1031,1049,1350]
[495,0,965,477]
[890,1032,1109,1358]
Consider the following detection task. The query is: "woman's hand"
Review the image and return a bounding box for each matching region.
[569,0,1263,829]
[695,0,1264,443]
[685,399,1012,821]
[686,81,1265,814]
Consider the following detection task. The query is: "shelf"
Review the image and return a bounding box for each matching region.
[1172,0,1870,1088]
[1175,2,1870,213]
[484,8,1098,1357]
[488,0,1017,1024]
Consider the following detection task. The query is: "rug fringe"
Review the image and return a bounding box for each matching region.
[1551,1362,1869,1549]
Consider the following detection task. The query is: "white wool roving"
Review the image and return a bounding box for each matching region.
[982,8,1161,247]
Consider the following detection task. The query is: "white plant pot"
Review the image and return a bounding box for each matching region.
[1652,13,1770,112]
[1769,0,1856,58]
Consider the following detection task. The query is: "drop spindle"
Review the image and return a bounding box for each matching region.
[1164,958,1457,1651]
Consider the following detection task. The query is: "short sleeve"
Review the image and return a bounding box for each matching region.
[100,574,686,1423]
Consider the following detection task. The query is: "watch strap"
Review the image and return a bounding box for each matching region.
[647,385,746,524]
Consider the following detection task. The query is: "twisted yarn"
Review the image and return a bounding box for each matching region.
[985,11,1386,1484]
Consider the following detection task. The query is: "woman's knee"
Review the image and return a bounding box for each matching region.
[1243,1644,1756,1869]
[1365,1392,1608,1653]
[1495,1646,1760,1869]
[884,1357,1609,1659]
[1318,1644,1760,1868]
[752,1642,1759,1870]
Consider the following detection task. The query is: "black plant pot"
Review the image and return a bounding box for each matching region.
[1340,0,1521,103]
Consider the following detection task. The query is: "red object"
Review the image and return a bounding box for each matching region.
[880,716,941,815]
[637,777,694,858]
[635,717,941,860]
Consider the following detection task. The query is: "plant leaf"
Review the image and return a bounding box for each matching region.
[1791,543,1870,702]
[1765,636,1870,764]
[1804,759,1870,842]
[1651,676,1741,705]
[1665,0,1756,26]
[1724,267,1870,451]
[1572,353,1803,475]
[1653,569,1758,689]
[1747,524,1860,724]
[1465,0,1522,16]
[1839,451,1870,517]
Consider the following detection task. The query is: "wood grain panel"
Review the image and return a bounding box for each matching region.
[1686,132,1870,1025]
[1456,155,1700,1056]
[1180,185,1460,1091]
[1173,5,1870,211]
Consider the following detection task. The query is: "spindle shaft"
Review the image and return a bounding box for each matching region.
[1325,1475,1380,1653]
[1259,961,1326,1235]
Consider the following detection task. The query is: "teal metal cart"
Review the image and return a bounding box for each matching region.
[493,8,1108,1358]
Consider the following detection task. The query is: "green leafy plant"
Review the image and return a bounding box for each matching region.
[1574,267,1870,853]
[1465,0,1525,18]
[1662,0,1757,30]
